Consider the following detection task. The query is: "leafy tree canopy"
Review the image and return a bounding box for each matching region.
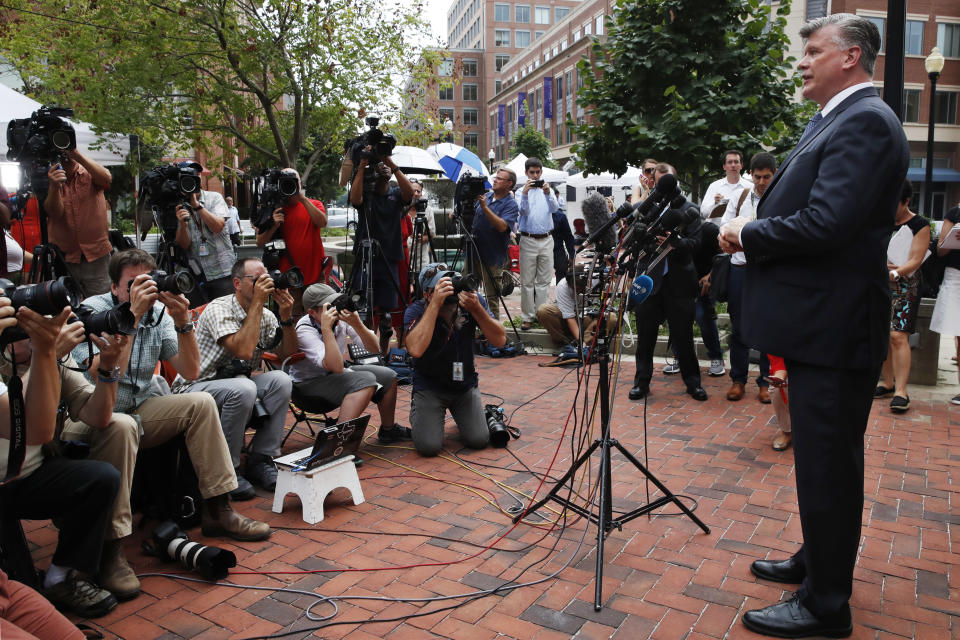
[2,0,439,190]
[572,0,812,198]
[511,125,558,168]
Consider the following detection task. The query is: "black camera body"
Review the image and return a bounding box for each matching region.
[346,117,397,169]
[442,271,479,304]
[0,277,83,343]
[6,106,76,165]
[414,198,428,213]
[72,303,137,339]
[216,359,253,379]
[150,270,197,296]
[252,168,300,233]
[331,292,360,313]
[531,179,545,188]
[140,164,203,237]
[269,267,303,290]
[484,404,510,448]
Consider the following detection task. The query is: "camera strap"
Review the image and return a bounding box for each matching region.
[3,355,27,485]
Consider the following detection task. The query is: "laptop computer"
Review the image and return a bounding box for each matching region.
[274,415,370,472]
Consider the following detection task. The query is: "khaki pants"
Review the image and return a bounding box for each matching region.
[470,261,504,320]
[65,253,111,299]
[61,392,237,540]
[536,303,617,347]
[518,234,554,322]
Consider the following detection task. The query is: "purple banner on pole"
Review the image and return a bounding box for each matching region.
[517,92,527,127]
[498,104,505,136]
[543,77,553,119]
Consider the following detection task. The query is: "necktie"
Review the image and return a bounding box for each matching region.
[798,111,823,146]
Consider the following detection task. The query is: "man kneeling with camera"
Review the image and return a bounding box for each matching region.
[287,283,410,446]
[403,263,506,456]
[68,249,271,601]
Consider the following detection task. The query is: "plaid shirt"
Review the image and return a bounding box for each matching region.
[180,294,280,384]
[185,190,236,280]
[71,294,178,413]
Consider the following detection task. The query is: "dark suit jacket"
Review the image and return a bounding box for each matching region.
[647,199,701,298]
[740,87,909,369]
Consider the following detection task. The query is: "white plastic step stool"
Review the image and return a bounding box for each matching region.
[271,453,364,524]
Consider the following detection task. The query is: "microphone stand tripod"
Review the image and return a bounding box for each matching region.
[512,251,710,611]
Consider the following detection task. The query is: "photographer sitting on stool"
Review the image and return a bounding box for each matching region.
[403,263,506,456]
[288,283,410,445]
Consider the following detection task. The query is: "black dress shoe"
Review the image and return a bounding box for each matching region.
[687,386,707,401]
[628,385,649,400]
[742,594,852,638]
[751,556,806,584]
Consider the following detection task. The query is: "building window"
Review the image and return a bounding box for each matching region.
[515,4,530,23]
[515,30,531,48]
[806,0,827,20]
[463,108,479,125]
[584,22,592,35]
[905,20,924,55]
[556,75,563,99]
[595,15,604,36]
[535,30,544,40]
[555,7,570,21]
[566,113,573,143]
[462,83,478,101]
[494,3,510,21]
[556,121,562,145]
[552,46,558,57]
[495,54,510,71]
[462,58,478,76]
[939,23,960,58]
[495,29,510,46]
[574,29,581,42]
[535,6,550,24]
[865,16,885,53]
[439,107,454,123]
[495,79,502,94]
[463,132,479,152]
[560,39,567,51]
[439,86,454,101]
[439,58,454,76]
[902,89,920,122]
[935,91,959,125]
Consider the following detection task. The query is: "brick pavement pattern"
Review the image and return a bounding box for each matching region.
[18,351,959,639]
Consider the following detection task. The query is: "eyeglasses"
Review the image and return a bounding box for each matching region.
[493,176,507,181]
[643,167,655,175]
[239,274,260,282]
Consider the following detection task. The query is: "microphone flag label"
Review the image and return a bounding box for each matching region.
[629,274,654,306]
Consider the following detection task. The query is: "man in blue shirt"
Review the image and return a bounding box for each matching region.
[516,158,559,329]
[470,168,519,319]
[404,263,506,456]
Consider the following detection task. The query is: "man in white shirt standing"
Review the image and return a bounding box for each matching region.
[225,196,242,247]
[517,157,559,330]
[700,150,752,219]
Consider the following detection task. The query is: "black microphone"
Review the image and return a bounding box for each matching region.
[580,192,617,254]
[632,174,680,222]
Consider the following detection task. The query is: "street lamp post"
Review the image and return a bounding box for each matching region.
[924,47,945,216]
[443,119,454,143]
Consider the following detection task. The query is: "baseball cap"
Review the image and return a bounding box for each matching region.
[419,262,450,291]
[302,283,340,310]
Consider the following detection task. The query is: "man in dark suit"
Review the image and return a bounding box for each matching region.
[719,14,908,638]
[630,164,707,402]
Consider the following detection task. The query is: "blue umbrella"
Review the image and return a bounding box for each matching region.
[427,143,491,184]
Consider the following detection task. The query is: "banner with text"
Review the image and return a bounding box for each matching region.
[498,104,505,137]
[517,92,527,127]
[543,77,553,119]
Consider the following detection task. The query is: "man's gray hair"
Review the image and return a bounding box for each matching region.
[800,13,881,76]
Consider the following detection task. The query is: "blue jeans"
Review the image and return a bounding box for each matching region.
[727,265,769,386]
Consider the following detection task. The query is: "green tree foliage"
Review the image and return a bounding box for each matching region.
[2,0,437,188]
[572,0,809,198]
[511,125,558,168]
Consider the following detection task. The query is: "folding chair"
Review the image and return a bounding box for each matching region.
[261,352,339,448]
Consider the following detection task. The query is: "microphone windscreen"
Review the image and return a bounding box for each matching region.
[581,192,617,254]
[653,173,678,194]
[629,274,654,306]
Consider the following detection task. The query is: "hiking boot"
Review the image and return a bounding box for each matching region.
[245,455,277,491]
[201,494,271,542]
[99,539,140,601]
[708,359,726,377]
[230,473,255,500]
[378,424,412,444]
[44,570,117,618]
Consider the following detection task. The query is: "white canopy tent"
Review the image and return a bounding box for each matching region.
[565,166,644,189]
[504,153,568,183]
[0,84,130,190]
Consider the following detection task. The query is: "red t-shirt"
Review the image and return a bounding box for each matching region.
[279,199,327,285]
[10,196,42,255]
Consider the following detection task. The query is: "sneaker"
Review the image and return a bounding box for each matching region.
[952,394,960,406]
[708,359,726,377]
[245,456,277,491]
[44,570,117,618]
[230,474,256,501]
[378,424,413,444]
[662,359,681,375]
[890,395,910,412]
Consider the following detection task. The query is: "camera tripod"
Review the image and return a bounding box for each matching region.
[407,211,435,300]
[513,258,709,611]
[18,161,71,285]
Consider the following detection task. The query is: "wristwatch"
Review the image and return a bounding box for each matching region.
[279,317,295,327]
[175,321,195,334]
[97,365,121,382]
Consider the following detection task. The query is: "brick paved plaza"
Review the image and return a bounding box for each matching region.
[21,335,960,639]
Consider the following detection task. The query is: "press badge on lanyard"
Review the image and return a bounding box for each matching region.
[453,361,464,381]
[199,242,210,256]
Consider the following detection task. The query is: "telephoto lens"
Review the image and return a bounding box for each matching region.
[149,270,196,295]
[0,276,83,315]
[270,267,304,290]
[151,520,236,581]
[485,404,510,448]
[74,303,137,337]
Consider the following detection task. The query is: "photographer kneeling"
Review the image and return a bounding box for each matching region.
[287,283,409,444]
[68,249,270,601]
[403,263,505,456]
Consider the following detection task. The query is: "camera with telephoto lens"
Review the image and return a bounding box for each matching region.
[252,168,300,233]
[0,277,83,343]
[346,116,397,168]
[269,267,303,290]
[72,303,137,339]
[438,271,478,304]
[139,163,203,238]
[149,270,196,295]
[485,404,510,448]
[150,520,236,581]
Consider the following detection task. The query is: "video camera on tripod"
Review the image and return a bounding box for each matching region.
[346,117,397,169]
[138,162,203,240]
[453,174,487,225]
[5,105,77,216]
[251,168,300,233]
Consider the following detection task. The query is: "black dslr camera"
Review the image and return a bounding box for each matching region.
[269,267,303,290]
[252,168,300,233]
[0,277,83,343]
[346,116,397,168]
[139,163,203,239]
[435,270,478,304]
[414,198,428,213]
